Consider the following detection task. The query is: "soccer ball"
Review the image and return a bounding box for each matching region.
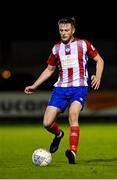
[32,148,52,166]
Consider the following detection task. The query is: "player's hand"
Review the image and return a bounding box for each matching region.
[91,75,101,90]
[24,85,36,95]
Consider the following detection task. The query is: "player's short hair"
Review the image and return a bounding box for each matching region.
[58,17,76,27]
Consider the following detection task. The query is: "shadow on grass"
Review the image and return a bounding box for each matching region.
[78,158,117,166]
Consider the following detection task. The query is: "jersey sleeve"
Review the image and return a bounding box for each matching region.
[47,45,58,66]
[85,40,98,58]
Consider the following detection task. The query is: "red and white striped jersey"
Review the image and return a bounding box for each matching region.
[47,38,97,87]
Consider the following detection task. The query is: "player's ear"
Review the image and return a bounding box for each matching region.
[72,27,75,34]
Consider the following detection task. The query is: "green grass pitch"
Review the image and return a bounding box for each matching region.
[0,122,117,179]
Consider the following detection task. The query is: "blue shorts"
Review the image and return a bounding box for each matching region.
[48,87,88,112]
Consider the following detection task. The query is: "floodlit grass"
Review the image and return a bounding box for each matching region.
[0,122,117,179]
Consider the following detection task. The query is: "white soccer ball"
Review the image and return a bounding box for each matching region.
[32,148,52,166]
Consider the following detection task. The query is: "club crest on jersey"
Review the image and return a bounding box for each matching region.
[65,47,70,53]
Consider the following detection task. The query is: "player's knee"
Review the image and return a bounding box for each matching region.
[69,111,78,120]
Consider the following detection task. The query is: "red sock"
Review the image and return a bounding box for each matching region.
[70,126,80,154]
[46,122,61,136]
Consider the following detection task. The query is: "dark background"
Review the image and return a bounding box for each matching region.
[0,1,116,40]
[0,1,116,91]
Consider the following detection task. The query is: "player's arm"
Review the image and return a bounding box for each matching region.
[91,53,104,90]
[24,65,56,94]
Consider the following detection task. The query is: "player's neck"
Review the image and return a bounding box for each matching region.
[62,37,74,44]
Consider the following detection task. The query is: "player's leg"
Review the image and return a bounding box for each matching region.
[44,87,68,153]
[65,101,81,164]
[43,105,64,153]
[65,87,88,164]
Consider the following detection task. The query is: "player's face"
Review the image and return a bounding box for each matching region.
[59,23,75,43]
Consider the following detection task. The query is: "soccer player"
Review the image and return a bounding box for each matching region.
[24,17,104,164]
